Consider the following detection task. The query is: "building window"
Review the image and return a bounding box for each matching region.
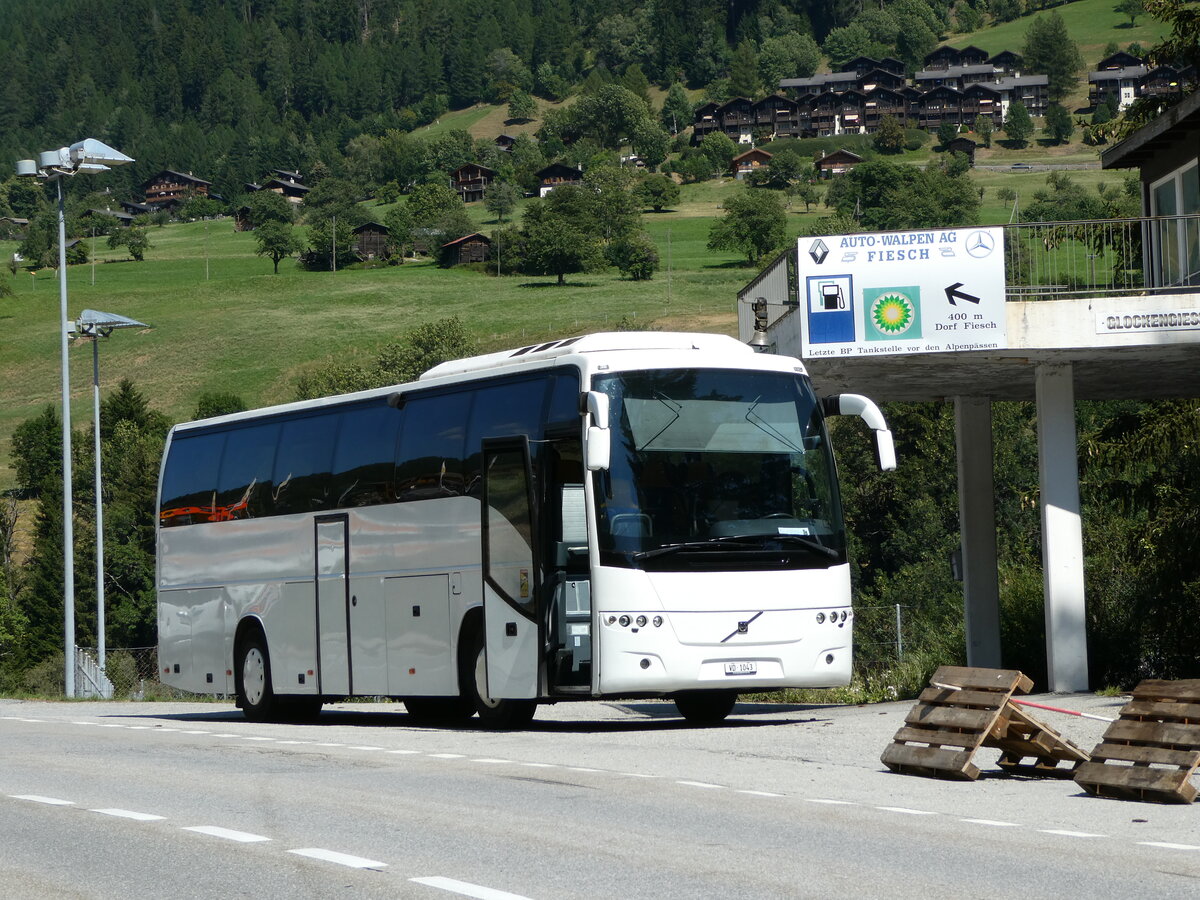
[1150,161,1200,287]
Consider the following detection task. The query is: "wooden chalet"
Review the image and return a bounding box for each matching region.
[1089,64,1148,110]
[0,216,28,240]
[494,134,518,152]
[731,148,772,178]
[962,84,1004,125]
[141,170,212,209]
[120,200,154,217]
[253,176,310,204]
[863,87,911,132]
[86,208,134,227]
[989,51,1023,77]
[352,222,390,261]
[450,163,496,203]
[536,163,582,197]
[754,95,802,139]
[993,75,1049,118]
[1097,51,1144,71]
[947,136,978,165]
[918,85,964,130]
[858,68,906,92]
[837,90,867,134]
[816,149,864,178]
[441,232,491,266]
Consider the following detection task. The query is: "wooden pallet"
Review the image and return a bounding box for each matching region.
[881,666,1089,781]
[1074,679,1200,804]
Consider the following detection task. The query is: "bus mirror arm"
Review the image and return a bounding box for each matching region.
[822,394,897,472]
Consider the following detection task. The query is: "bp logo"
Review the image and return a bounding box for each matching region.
[863,286,922,341]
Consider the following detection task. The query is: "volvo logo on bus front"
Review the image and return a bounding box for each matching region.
[737,621,749,634]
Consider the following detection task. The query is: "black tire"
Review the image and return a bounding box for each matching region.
[673,689,738,725]
[460,625,537,729]
[237,632,278,722]
[404,696,474,725]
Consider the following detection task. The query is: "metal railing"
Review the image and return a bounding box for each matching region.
[1004,212,1200,300]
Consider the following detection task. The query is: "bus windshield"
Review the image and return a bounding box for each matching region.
[593,368,845,570]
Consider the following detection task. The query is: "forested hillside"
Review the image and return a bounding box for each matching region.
[0,0,1130,200]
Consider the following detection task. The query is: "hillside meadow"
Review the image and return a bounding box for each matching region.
[0,151,1138,493]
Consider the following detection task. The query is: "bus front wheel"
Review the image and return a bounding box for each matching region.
[673,690,738,725]
[237,633,278,722]
[461,628,537,729]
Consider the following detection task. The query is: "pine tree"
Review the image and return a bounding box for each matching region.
[727,40,760,99]
[1022,11,1084,102]
[1004,100,1033,148]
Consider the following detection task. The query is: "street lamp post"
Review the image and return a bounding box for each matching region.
[75,310,148,674]
[16,139,134,697]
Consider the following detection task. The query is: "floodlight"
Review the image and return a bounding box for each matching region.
[69,138,134,168]
[39,148,69,169]
[77,309,148,334]
[15,159,38,177]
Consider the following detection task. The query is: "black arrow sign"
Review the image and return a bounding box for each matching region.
[945,282,980,306]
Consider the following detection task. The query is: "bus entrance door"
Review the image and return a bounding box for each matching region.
[480,438,540,700]
[315,515,351,695]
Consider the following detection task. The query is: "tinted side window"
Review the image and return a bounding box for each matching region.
[331,403,401,508]
[546,369,581,429]
[395,392,472,501]
[216,423,279,520]
[274,415,338,515]
[160,431,225,527]
[464,378,549,495]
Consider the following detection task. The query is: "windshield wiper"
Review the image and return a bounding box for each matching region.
[632,539,759,560]
[723,533,842,559]
[632,534,840,561]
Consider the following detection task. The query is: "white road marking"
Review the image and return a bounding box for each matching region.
[472,758,511,764]
[738,790,784,797]
[568,767,601,773]
[1138,841,1200,851]
[429,753,466,759]
[520,762,556,768]
[275,740,312,745]
[210,733,239,738]
[126,725,153,730]
[182,825,271,843]
[348,745,384,751]
[1039,830,1105,838]
[803,798,855,806]
[622,773,657,778]
[312,742,345,747]
[961,818,1019,827]
[91,808,166,821]
[11,795,74,806]
[94,723,124,728]
[181,730,212,735]
[288,848,387,868]
[243,736,276,742]
[410,875,533,900]
[876,806,937,815]
[677,780,723,789]
[388,749,421,755]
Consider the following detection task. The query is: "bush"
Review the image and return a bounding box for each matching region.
[20,651,63,697]
[608,232,659,281]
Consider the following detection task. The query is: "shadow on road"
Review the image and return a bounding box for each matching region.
[108,702,836,734]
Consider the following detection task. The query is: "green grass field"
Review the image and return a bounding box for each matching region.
[1,156,1138,492]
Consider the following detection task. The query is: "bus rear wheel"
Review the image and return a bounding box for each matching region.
[673,690,738,725]
[237,633,278,722]
[461,628,537,730]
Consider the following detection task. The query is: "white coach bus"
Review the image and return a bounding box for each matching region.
[157,332,895,726]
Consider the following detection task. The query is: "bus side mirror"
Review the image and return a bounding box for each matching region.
[585,392,610,471]
[822,394,897,472]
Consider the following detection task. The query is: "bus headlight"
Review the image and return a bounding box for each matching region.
[618,615,631,627]
[635,615,647,627]
[816,612,826,624]
[652,616,663,627]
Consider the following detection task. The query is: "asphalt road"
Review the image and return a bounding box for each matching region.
[2,694,1198,899]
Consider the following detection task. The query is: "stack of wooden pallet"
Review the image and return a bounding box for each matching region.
[1074,679,1200,804]
[881,666,1090,781]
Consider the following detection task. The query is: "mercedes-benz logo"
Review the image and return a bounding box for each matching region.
[965,231,995,258]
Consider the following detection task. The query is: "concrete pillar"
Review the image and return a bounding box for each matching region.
[1035,364,1089,692]
[954,397,1002,669]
